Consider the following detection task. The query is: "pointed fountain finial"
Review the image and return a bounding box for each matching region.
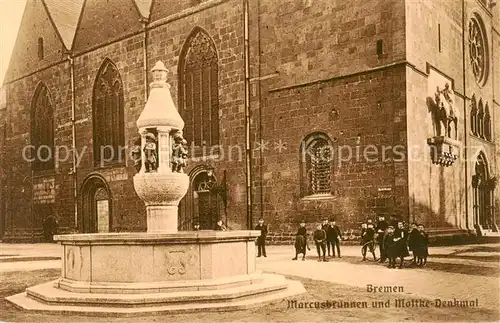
[151,61,168,83]
[136,61,184,129]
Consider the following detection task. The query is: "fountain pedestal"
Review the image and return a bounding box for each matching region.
[5,61,305,316]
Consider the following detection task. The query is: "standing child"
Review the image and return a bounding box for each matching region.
[414,224,429,267]
[293,221,310,261]
[361,223,377,261]
[407,223,419,265]
[384,226,397,269]
[313,224,328,262]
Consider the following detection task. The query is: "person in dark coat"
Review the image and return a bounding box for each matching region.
[329,220,342,258]
[293,220,310,260]
[360,222,368,245]
[393,221,409,268]
[323,219,333,257]
[255,218,268,257]
[384,226,398,268]
[313,224,328,262]
[414,224,429,267]
[376,216,388,262]
[407,223,418,265]
[361,223,377,261]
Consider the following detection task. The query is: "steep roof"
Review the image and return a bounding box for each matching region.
[133,0,153,19]
[43,0,85,50]
[42,0,151,51]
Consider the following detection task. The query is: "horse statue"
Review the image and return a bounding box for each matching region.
[292,235,310,261]
[431,83,459,139]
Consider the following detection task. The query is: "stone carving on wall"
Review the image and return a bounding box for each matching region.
[166,251,188,275]
[171,131,188,173]
[143,132,158,172]
[131,136,142,173]
[430,83,458,139]
[426,82,460,167]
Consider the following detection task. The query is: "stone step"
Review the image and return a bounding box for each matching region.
[55,271,266,294]
[6,278,306,316]
[25,274,289,308]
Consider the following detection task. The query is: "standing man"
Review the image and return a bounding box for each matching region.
[313,223,328,262]
[376,215,388,262]
[255,218,268,257]
[329,220,342,258]
[322,219,332,257]
[394,221,409,268]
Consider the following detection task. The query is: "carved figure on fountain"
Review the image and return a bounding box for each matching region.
[172,131,188,173]
[131,136,142,173]
[144,132,158,172]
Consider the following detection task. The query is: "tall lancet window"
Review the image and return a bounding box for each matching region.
[300,132,334,197]
[178,27,219,148]
[477,99,484,138]
[470,94,477,135]
[484,103,491,141]
[92,59,125,165]
[31,83,54,172]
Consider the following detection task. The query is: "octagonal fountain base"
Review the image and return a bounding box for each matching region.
[6,231,305,316]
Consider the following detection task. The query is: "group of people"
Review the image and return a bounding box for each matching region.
[290,219,342,261]
[249,215,430,269]
[361,215,429,269]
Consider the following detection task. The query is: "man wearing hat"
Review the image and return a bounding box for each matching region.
[293,220,309,260]
[255,218,268,257]
[143,132,158,172]
[376,215,388,262]
[329,219,342,258]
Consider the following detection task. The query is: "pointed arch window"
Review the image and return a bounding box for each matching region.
[300,132,334,197]
[31,83,54,172]
[477,99,484,138]
[484,103,491,141]
[92,59,125,165]
[178,28,219,148]
[470,94,477,135]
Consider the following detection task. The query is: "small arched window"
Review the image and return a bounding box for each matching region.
[470,94,477,135]
[484,103,491,141]
[477,99,484,138]
[300,132,334,197]
[178,27,219,148]
[92,59,125,165]
[31,83,54,171]
[37,37,44,60]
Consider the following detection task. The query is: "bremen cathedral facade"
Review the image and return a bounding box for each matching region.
[0,0,499,242]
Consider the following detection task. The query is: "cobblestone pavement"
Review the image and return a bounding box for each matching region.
[1,242,498,310]
[256,244,500,310]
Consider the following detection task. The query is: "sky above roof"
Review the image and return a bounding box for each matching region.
[0,0,153,86]
[0,0,27,86]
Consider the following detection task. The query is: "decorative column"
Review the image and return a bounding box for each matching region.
[133,61,189,233]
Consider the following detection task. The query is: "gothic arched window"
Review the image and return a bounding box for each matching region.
[484,103,491,141]
[477,99,484,138]
[470,94,477,135]
[31,83,54,172]
[92,59,125,165]
[178,27,219,148]
[300,132,334,197]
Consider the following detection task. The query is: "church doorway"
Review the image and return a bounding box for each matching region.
[472,153,497,233]
[178,168,220,230]
[80,175,112,233]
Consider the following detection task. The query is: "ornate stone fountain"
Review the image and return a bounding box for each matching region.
[6,61,304,315]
